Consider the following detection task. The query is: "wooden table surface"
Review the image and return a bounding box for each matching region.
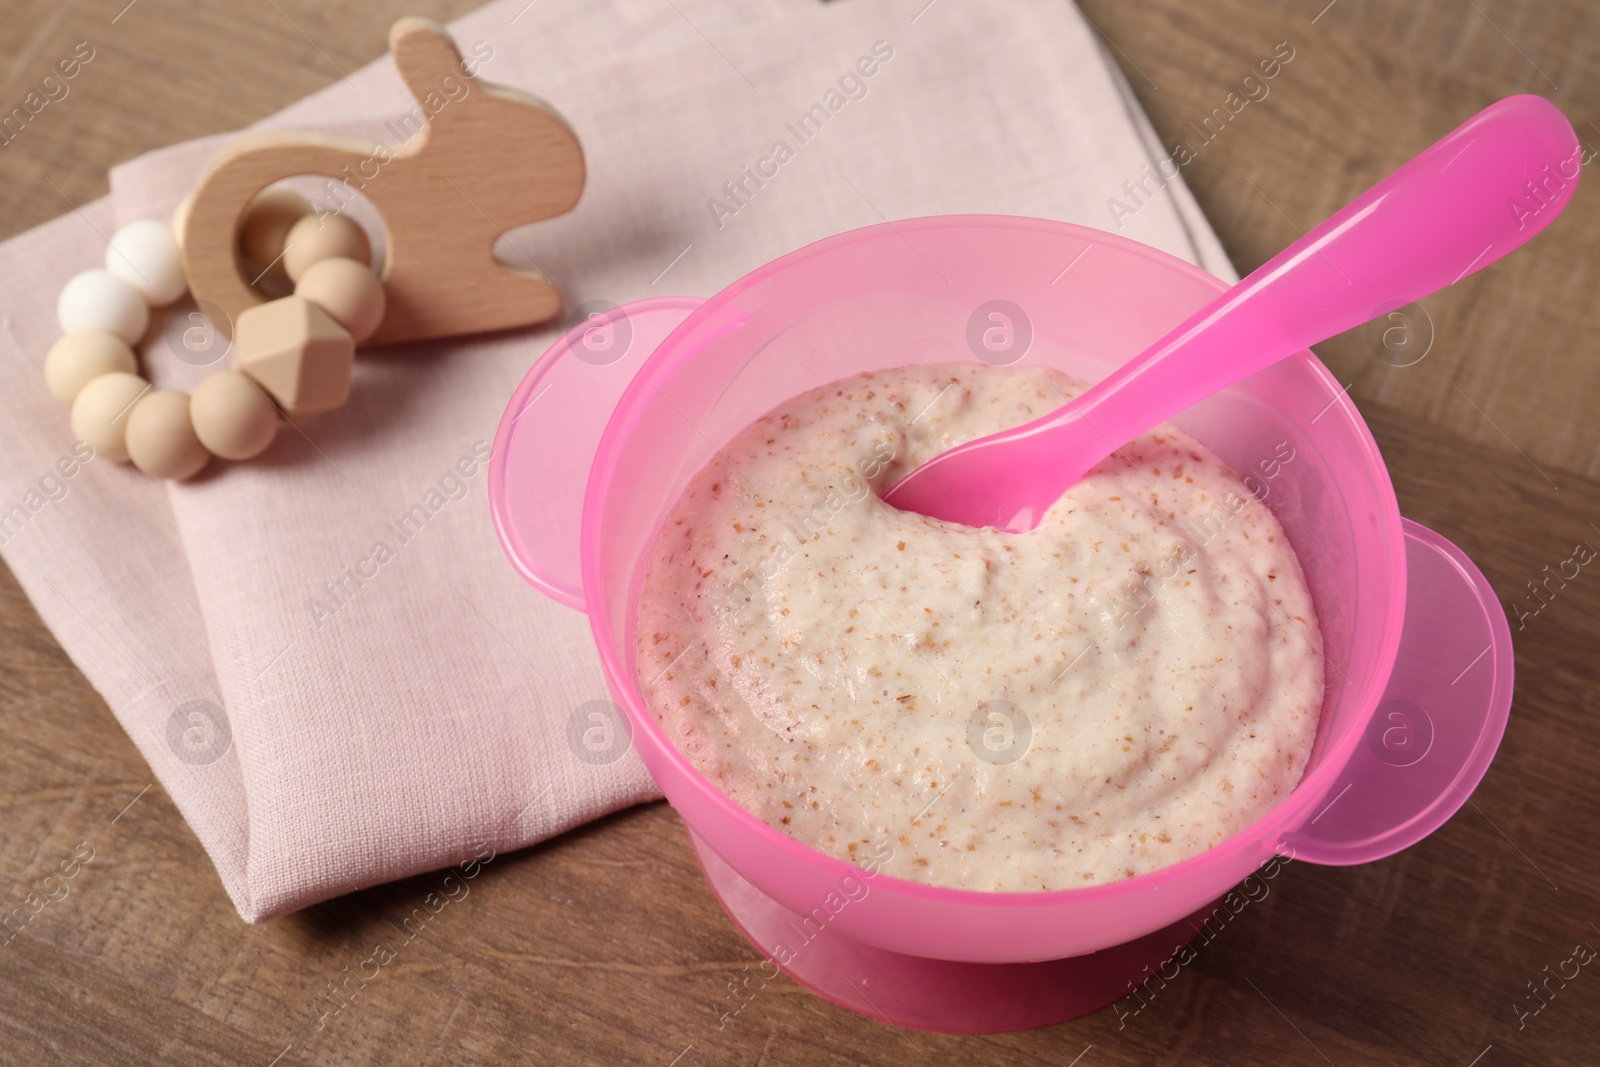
[3,1,1597,1064]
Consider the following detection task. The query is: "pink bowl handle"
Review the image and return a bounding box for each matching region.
[488,296,704,610]
[1283,519,1514,865]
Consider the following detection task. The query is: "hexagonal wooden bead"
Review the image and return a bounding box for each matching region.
[233,295,354,416]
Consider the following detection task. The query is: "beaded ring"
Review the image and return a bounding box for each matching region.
[46,189,386,480]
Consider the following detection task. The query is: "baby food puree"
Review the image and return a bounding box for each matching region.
[636,363,1323,891]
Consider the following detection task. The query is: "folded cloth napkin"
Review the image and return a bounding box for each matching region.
[0,0,1234,921]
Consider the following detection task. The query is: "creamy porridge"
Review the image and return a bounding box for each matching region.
[635,362,1323,891]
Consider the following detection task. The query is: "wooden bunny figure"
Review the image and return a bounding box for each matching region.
[180,17,585,345]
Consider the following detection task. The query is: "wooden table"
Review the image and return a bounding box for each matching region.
[3,1,1597,1063]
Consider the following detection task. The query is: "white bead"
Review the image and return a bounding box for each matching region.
[106,219,188,306]
[57,270,150,345]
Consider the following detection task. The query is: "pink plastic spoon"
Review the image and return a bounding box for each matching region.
[884,94,1582,532]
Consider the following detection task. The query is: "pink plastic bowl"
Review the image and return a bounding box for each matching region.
[490,216,1511,976]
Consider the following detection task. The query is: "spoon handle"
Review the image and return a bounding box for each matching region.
[1053,94,1581,476]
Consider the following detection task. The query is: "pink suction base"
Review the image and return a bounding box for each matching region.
[689,828,1211,1034]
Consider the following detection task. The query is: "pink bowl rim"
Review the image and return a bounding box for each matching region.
[580,213,1408,908]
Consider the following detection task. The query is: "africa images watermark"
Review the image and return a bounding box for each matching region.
[1507,136,1592,232]
[0,841,97,948]
[309,841,496,1031]
[706,40,896,231]
[715,839,896,1030]
[301,38,496,222]
[0,441,97,548]
[1106,40,1297,231]
[1113,846,1296,1028]
[1511,935,1596,1031]
[166,698,233,767]
[1511,537,1595,631]
[305,440,493,628]
[0,40,96,149]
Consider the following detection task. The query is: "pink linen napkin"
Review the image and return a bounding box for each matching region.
[0,0,1234,921]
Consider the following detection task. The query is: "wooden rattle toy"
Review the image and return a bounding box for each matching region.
[42,17,587,480]
[179,16,585,345]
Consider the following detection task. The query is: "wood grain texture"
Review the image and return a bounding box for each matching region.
[181,16,583,346]
[1,1,1596,1065]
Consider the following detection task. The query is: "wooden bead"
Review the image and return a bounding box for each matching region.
[106,219,188,306]
[234,295,355,416]
[172,196,193,250]
[281,213,371,283]
[294,257,386,342]
[238,188,311,274]
[126,390,211,480]
[45,331,138,404]
[57,269,150,346]
[70,371,149,463]
[191,370,279,460]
